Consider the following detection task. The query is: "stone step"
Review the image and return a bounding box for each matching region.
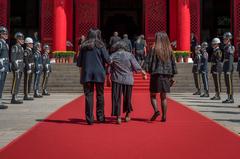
[2,63,240,93]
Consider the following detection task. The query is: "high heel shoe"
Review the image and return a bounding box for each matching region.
[150,111,160,121]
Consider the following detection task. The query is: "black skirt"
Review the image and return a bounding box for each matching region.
[150,74,171,93]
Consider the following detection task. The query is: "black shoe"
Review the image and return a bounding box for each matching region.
[150,111,160,121]
[11,95,23,104]
[210,96,221,100]
[200,93,209,98]
[193,91,201,95]
[42,92,50,96]
[222,99,234,104]
[0,105,8,109]
[11,99,23,104]
[42,90,50,96]
[238,105,240,108]
[34,94,43,98]
[24,95,34,101]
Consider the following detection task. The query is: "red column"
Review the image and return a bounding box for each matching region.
[53,0,67,51]
[169,0,178,42]
[177,0,191,51]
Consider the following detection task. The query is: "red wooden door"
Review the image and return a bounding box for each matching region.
[190,0,201,43]
[0,0,9,27]
[144,0,167,46]
[75,0,99,50]
[234,0,240,59]
[41,0,54,46]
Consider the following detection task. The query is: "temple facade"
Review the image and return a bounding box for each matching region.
[0,0,239,56]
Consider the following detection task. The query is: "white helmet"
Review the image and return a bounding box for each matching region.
[212,38,221,45]
[25,37,33,44]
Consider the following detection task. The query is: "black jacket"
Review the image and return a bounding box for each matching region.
[42,53,51,72]
[11,43,25,72]
[147,48,177,76]
[24,47,34,71]
[223,44,234,73]
[211,47,222,73]
[192,52,201,73]
[0,39,10,72]
[77,40,111,84]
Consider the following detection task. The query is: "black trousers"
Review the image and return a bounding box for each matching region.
[224,72,233,95]
[11,71,23,95]
[42,71,50,90]
[193,73,201,90]
[212,72,221,93]
[24,71,33,96]
[0,72,7,98]
[83,82,105,123]
[201,72,209,92]
[34,72,42,91]
[112,82,133,117]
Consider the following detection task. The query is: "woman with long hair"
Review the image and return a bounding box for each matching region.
[148,32,177,122]
[77,28,111,125]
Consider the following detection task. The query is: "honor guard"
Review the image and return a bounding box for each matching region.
[222,32,235,103]
[192,45,202,95]
[42,44,51,96]
[210,38,222,100]
[200,42,209,97]
[11,32,25,104]
[23,37,34,100]
[33,42,43,98]
[0,26,10,109]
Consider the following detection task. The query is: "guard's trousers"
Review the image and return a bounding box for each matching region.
[193,73,201,90]
[201,72,209,92]
[0,72,7,98]
[224,72,233,95]
[11,71,23,95]
[212,72,221,94]
[24,71,33,96]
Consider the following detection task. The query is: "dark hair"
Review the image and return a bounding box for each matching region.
[112,40,129,52]
[81,29,105,50]
[154,32,173,62]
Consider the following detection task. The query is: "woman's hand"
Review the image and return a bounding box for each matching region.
[141,70,147,80]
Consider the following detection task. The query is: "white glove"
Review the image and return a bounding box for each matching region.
[0,67,5,72]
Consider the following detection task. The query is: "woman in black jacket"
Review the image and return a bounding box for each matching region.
[77,29,111,125]
[148,32,177,122]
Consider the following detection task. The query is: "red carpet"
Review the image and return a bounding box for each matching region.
[0,92,240,159]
